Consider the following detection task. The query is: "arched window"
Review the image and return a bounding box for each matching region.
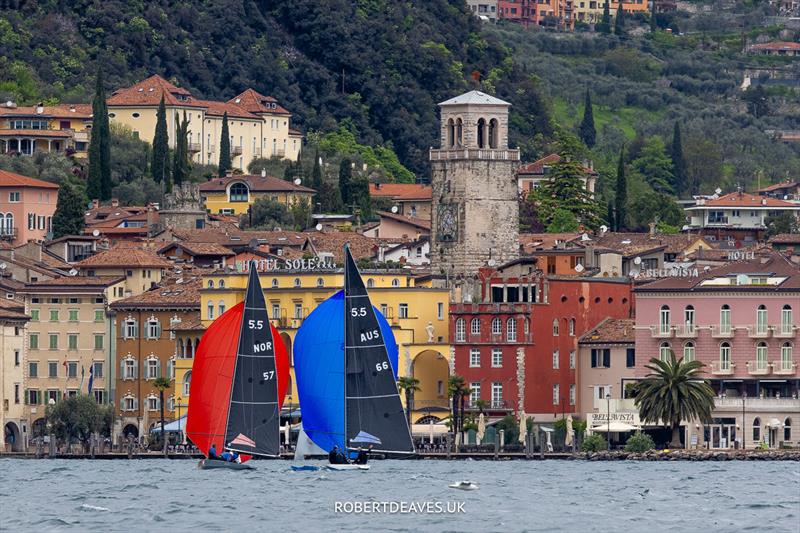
[183,371,192,396]
[659,305,671,335]
[779,342,793,373]
[753,417,761,442]
[720,342,732,370]
[455,318,466,342]
[207,301,214,320]
[218,300,225,316]
[569,318,575,337]
[755,341,768,371]
[684,305,695,333]
[446,118,455,148]
[552,319,559,336]
[145,317,161,340]
[271,279,278,288]
[229,182,248,202]
[785,418,792,442]
[506,318,517,342]
[316,278,324,288]
[218,279,225,289]
[145,355,160,380]
[488,118,499,149]
[178,338,185,358]
[781,305,793,336]
[455,118,463,147]
[391,278,399,287]
[659,342,671,362]
[720,305,732,335]
[367,278,375,288]
[207,280,214,288]
[683,342,695,362]
[524,318,530,336]
[5,213,12,233]
[492,317,502,335]
[477,118,486,148]
[470,318,481,336]
[293,278,301,288]
[186,338,193,358]
[122,318,138,339]
[756,305,768,335]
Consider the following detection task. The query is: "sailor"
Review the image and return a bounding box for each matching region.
[231,451,240,463]
[354,444,373,465]
[208,443,218,460]
[220,450,233,462]
[329,445,342,464]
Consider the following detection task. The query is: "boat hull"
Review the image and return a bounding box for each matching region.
[325,464,370,471]
[199,458,254,470]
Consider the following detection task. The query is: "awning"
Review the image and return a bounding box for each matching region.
[767,418,782,428]
[591,421,639,432]
[411,423,449,437]
[150,416,187,433]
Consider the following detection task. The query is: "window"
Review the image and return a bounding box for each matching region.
[781,305,793,335]
[293,278,301,288]
[147,396,159,411]
[272,303,280,320]
[230,183,249,202]
[93,362,103,379]
[167,357,175,380]
[271,279,278,288]
[48,361,58,378]
[68,309,78,322]
[27,390,41,405]
[492,382,503,408]
[294,302,303,319]
[30,333,39,350]
[720,305,731,334]
[146,358,160,380]
[552,350,559,369]
[68,334,78,350]
[93,389,106,404]
[317,278,324,288]
[492,349,503,368]
[67,362,77,378]
[219,301,226,316]
[683,342,695,363]
[94,334,104,350]
[146,318,161,339]
[183,371,192,396]
[659,342,671,362]
[218,279,225,288]
[755,342,768,371]
[469,348,481,367]
[123,318,138,339]
[569,384,576,405]
[780,343,793,372]
[207,301,214,320]
[626,348,635,368]
[683,305,695,332]
[659,305,671,335]
[591,348,611,368]
[437,302,444,320]
[14,349,19,366]
[123,358,137,380]
[122,395,136,412]
[8,191,20,202]
[785,418,792,442]
[753,417,761,442]
[756,305,768,335]
[208,280,214,289]
[569,319,575,337]
[552,383,560,405]
[492,318,502,335]
[552,319,559,336]
[470,318,481,336]
[30,309,39,321]
[367,279,375,288]
[391,278,400,287]
[720,342,732,370]
[28,361,38,378]
[398,304,409,319]
[49,334,58,350]
[506,318,516,342]
[49,309,59,322]
[469,382,481,407]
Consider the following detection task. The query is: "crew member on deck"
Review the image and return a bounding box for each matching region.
[209,444,218,459]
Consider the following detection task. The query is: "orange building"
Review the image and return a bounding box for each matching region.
[0,170,59,245]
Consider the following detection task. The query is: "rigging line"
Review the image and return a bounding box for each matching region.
[230,400,278,405]
[346,394,399,399]
[345,344,387,349]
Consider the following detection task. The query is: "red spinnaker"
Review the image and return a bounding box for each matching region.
[186,302,289,460]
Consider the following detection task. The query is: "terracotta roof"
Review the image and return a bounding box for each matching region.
[0,297,28,320]
[228,89,290,115]
[85,205,149,225]
[519,233,583,252]
[751,41,800,51]
[75,246,171,268]
[579,318,635,344]
[691,192,798,209]
[305,231,380,262]
[289,128,303,136]
[591,232,696,258]
[158,241,235,257]
[0,129,73,138]
[757,181,799,193]
[170,316,206,331]
[0,169,59,189]
[199,175,315,194]
[19,275,124,291]
[369,183,432,201]
[110,278,201,309]
[377,211,431,231]
[107,75,197,107]
[170,228,309,248]
[517,153,597,176]
[194,99,259,120]
[769,233,800,245]
[0,103,92,119]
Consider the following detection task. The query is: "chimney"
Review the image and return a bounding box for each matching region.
[111,198,119,207]
[92,199,99,209]
[649,222,656,238]
[761,198,767,206]
[35,103,44,114]
[261,168,266,178]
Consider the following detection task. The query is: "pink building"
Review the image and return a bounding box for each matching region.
[0,170,59,245]
[634,252,799,449]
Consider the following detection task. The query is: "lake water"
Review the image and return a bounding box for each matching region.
[1,458,799,532]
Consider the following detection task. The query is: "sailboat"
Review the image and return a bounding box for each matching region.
[294,245,415,470]
[186,261,289,470]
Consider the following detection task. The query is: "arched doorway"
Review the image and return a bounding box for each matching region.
[123,424,139,439]
[280,332,293,365]
[411,350,450,422]
[4,422,22,452]
[32,418,46,439]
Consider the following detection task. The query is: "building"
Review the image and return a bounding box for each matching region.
[368,183,432,221]
[573,0,648,23]
[157,241,233,268]
[106,75,301,171]
[757,181,799,202]
[0,102,92,158]
[466,0,499,20]
[684,191,800,245]
[75,245,172,297]
[18,276,126,442]
[110,278,200,441]
[0,298,29,452]
[362,211,431,240]
[0,170,59,245]
[498,0,536,25]
[429,91,520,280]
[198,173,315,216]
[517,153,597,197]
[747,42,800,57]
[633,252,799,449]
[44,235,101,264]
[769,234,800,255]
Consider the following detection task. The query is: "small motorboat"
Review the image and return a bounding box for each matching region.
[448,480,479,491]
[325,463,370,471]
[199,458,254,470]
[290,465,321,472]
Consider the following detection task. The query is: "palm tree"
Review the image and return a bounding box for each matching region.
[635,352,715,448]
[397,376,421,427]
[447,374,468,435]
[474,399,488,414]
[153,377,172,457]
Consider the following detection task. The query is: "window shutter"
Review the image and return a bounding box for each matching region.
[590,349,597,368]
[155,362,161,379]
[133,360,138,379]
[133,397,138,411]
[23,391,28,405]
[603,349,610,368]
[155,322,162,339]
[167,360,173,380]
[120,359,126,379]
[119,397,124,410]
[56,390,61,402]
[133,322,138,338]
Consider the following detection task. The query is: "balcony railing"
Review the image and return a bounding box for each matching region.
[772,359,797,375]
[715,397,800,410]
[674,324,698,338]
[187,142,201,153]
[206,144,215,153]
[773,325,796,338]
[649,325,673,338]
[746,360,770,375]
[710,361,735,375]
[0,227,16,240]
[232,145,243,156]
[429,148,521,162]
[253,148,261,157]
[710,325,735,338]
[747,325,771,338]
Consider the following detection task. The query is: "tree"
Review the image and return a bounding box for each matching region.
[532,156,603,230]
[669,122,688,197]
[447,374,468,440]
[632,137,674,195]
[579,89,596,149]
[172,111,190,189]
[628,191,683,231]
[244,198,294,229]
[110,124,150,185]
[606,200,615,231]
[218,111,231,177]
[598,0,612,33]
[650,2,658,32]
[311,150,323,190]
[684,137,723,196]
[52,176,88,238]
[615,147,627,231]
[765,212,799,237]
[635,352,715,448]
[47,394,113,451]
[150,95,170,187]
[338,158,353,206]
[112,176,162,206]
[87,68,111,201]
[547,208,580,233]
[743,85,769,119]
[290,198,312,229]
[614,3,625,35]
[153,377,171,457]
[397,376,421,427]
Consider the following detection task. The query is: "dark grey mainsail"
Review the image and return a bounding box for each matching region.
[343,246,415,454]
[224,262,280,457]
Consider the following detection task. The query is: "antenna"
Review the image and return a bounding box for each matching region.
[599,225,608,233]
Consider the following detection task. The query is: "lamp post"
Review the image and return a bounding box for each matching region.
[47,397,55,456]
[287,394,293,452]
[176,396,183,449]
[606,393,611,450]
[742,391,747,450]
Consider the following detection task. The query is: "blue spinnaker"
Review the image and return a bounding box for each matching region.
[294,290,398,453]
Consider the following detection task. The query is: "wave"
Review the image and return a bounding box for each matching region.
[80,504,110,512]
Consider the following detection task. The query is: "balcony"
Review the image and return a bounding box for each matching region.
[413,399,450,411]
[715,397,800,411]
[710,361,735,376]
[772,360,797,376]
[274,148,286,157]
[232,145,243,156]
[187,142,201,153]
[746,325,771,339]
[253,148,261,158]
[773,325,796,339]
[429,148,521,162]
[746,360,770,376]
[0,227,16,241]
[206,144,215,153]
[649,325,673,338]
[675,324,698,338]
[710,325,735,338]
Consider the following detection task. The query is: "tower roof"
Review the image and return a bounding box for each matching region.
[438,90,511,107]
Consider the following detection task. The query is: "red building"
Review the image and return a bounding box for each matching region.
[451,258,633,422]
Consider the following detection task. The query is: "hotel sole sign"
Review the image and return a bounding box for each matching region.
[240,258,337,272]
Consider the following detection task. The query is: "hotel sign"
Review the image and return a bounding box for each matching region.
[639,267,699,278]
[588,412,641,426]
[240,257,337,272]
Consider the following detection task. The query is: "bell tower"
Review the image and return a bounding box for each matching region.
[429,91,520,283]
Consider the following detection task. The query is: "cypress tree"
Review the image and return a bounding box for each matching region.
[52,177,88,239]
[172,111,190,189]
[311,149,323,190]
[670,122,687,197]
[650,2,658,32]
[614,3,625,36]
[87,68,111,201]
[606,200,615,231]
[218,112,231,177]
[150,95,170,185]
[338,158,353,206]
[579,89,596,149]
[615,147,627,231]
[599,0,611,33]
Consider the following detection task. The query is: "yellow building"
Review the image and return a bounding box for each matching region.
[0,103,92,159]
[574,0,648,23]
[106,75,302,171]
[199,173,315,216]
[176,265,451,426]
[0,299,30,452]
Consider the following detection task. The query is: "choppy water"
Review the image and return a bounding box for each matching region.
[1,458,799,532]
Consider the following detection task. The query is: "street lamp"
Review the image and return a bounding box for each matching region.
[176,396,183,449]
[606,393,611,450]
[742,391,747,450]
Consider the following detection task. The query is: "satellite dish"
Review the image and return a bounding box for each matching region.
[574,263,584,273]
[0,263,6,270]
[293,178,302,186]
[599,225,608,233]
[69,268,78,276]
[633,256,642,265]
[715,188,722,195]
[581,233,590,241]
[391,206,399,214]
[92,229,100,237]
[704,266,711,272]
[315,223,323,231]
[487,259,496,267]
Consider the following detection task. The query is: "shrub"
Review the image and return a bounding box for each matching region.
[581,434,607,452]
[625,432,655,453]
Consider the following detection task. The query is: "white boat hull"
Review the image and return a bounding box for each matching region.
[199,458,255,470]
[448,482,479,491]
[325,464,370,471]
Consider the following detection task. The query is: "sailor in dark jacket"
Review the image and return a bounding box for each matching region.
[208,444,218,459]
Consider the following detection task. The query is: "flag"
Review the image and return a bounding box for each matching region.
[80,365,85,391]
[87,364,94,395]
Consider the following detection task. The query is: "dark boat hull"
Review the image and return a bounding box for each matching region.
[199,458,254,470]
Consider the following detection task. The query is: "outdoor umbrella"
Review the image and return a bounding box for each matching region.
[565,414,574,448]
[429,419,435,444]
[518,411,527,444]
[477,413,486,444]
